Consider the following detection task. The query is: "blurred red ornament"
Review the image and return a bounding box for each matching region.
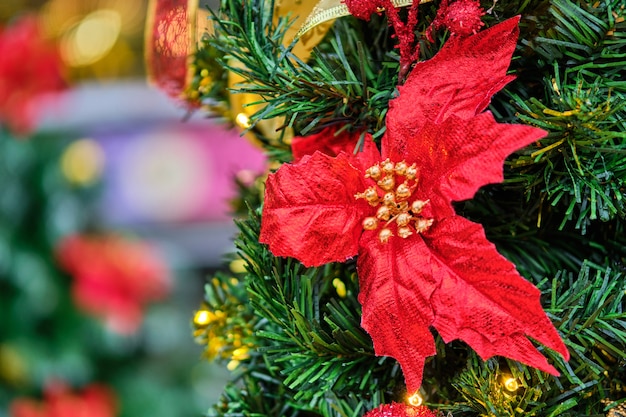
[364,403,440,417]
[9,382,117,417]
[0,15,66,136]
[145,0,198,104]
[56,234,171,334]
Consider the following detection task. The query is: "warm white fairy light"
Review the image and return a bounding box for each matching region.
[503,377,520,392]
[407,392,423,406]
[235,112,251,129]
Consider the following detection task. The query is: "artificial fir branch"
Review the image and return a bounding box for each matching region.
[429,262,625,416]
[509,66,626,232]
[199,0,385,143]
[233,209,403,410]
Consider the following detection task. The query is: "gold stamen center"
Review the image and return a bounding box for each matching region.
[355,159,434,243]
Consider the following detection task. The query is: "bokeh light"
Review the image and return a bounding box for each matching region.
[60,9,122,67]
[60,138,106,186]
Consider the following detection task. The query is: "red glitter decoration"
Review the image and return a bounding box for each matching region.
[260,18,569,392]
[343,0,386,20]
[429,0,485,38]
[363,403,440,417]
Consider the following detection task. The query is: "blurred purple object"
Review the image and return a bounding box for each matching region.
[99,123,265,225]
[39,81,268,267]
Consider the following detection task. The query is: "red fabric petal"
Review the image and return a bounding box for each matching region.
[260,152,372,267]
[385,17,520,146]
[356,215,569,391]
[424,216,570,372]
[291,127,381,170]
[387,113,546,217]
[357,232,439,391]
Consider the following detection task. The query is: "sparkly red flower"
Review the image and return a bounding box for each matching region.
[9,382,117,417]
[56,234,171,334]
[363,403,440,417]
[260,18,569,392]
[0,16,66,135]
[428,0,485,39]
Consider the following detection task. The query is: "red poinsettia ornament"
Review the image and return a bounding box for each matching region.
[260,17,569,392]
[56,234,171,335]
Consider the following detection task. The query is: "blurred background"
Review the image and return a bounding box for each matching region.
[0,1,265,416]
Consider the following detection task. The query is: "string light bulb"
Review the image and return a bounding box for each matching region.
[407,392,423,406]
[235,112,251,129]
[193,310,211,326]
[501,374,520,392]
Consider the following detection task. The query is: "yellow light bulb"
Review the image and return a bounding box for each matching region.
[235,112,251,129]
[407,392,423,406]
[193,310,211,326]
[60,138,105,186]
[226,359,240,371]
[231,347,251,361]
[503,377,519,392]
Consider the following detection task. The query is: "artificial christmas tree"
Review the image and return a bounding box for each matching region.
[149,0,625,415]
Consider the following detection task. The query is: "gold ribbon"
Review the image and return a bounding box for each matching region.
[230,0,334,141]
[274,0,336,61]
[297,0,428,37]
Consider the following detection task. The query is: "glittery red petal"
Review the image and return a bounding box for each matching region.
[385,113,546,218]
[357,232,438,391]
[291,127,381,171]
[424,216,570,370]
[387,16,520,137]
[260,152,372,267]
[356,214,569,392]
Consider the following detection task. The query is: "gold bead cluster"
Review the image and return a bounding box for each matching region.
[355,159,434,243]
